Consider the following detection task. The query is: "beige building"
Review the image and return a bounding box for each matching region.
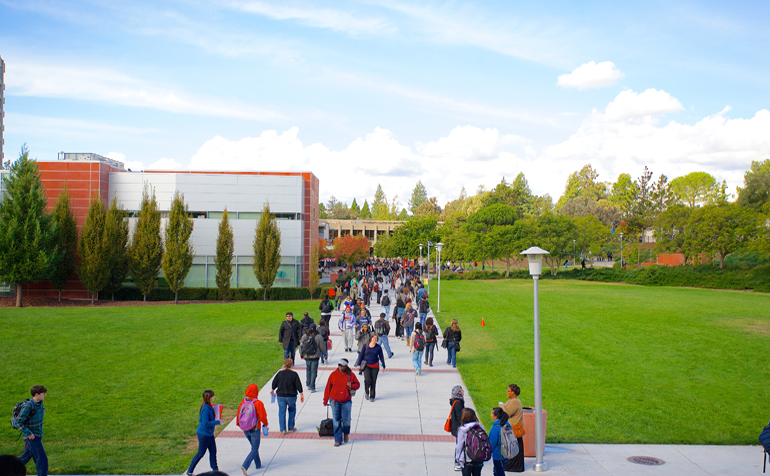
[319,219,403,245]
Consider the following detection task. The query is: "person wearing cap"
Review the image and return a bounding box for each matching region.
[278,312,301,361]
[338,305,357,352]
[299,323,327,393]
[323,358,360,446]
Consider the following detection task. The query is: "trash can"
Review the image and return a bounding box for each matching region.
[522,407,547,457]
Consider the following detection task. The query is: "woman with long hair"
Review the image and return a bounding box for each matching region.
[186,390,222,476]
[443,319,462,368]
[455,408,485,476]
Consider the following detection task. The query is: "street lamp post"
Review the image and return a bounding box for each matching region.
[520,246,550,472]
[620,232,624,267]
[436,242,444,312]
[426,241,433,296]
[572,239,576,266]
[419,243,423,278]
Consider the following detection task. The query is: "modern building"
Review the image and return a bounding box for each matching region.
[13,153,319,299]
[319,219,402,246]
[0,55,5,168]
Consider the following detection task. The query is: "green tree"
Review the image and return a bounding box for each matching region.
[379,215,440,258]
[653,205,693,263]
[0,146,58,307]
[737,159,770,210]
[360,200,372,219]
[372,184,390,219]
[529,213,577,275]
[688,204,759,268]
[465,204,519,275]
[670,171,718,208]
[573,215,610,266]
[162,191,195,304]
[350,198,361,213]
[414,197,442,217]
[215,208,234,301]
[103,197,130,301]
[409,181,428,214]
[397,208,409,220]
[556,164,607,209]
[609,173,636,214]
[78,199,110,305]
[318,203,329,219]
[129,186,163,301]
[253,202,281,301]
[50,185,78,301]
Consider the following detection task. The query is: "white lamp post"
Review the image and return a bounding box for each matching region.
[436,242,444,312]
[426,241,433,296]
[620,232,624,266]
[419,243,423,278]
[520,246,550,472]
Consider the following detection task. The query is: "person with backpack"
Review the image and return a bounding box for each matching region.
[338,305,357,353]
[355,323,374,356]
[278,312,301,361]
[489,408,516,476]
[500,384,525,472]
[319,296,333,323]
[236,384,269,475]
[300,324,327,392]
[445,386,466,471]
[323,358,361,446]
[299,312,315,337]
[14,385,47,476]
[355,334,386,402]
[395,293,406,324]
[443,319,462,368]
[381,290,391,319]
[318,319,330,364]
[402,302,417,347]
[270,359,305,436]
[186,390,222,476]
[374,279,382,304]
[418,294,430,328]
[423,317,439,367]
[373,313,394,358]
[409,322,426,375]
[455,408,491,476]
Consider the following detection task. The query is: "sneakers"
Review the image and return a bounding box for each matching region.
[454,463,462,471]
[288,427,297,432]
[281,430,287,436]
[370,397,375,402]
[389,353,394,358]
[241,466,248,476]
[364,395,369,401]
[334,442,341,447]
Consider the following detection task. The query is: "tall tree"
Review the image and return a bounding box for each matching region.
[78,199,110,305]
[162,191,195,305]
[372,184,389,219]
[529,213,577,275]
[129,186,163,301]
[573,215,610,266]
[609,173,636,214]
[318,203,329,219]
[688,204,759,268]
[360,200,372,219]
[350,198,361,213]
[50,185,78,301]
[556,164,607,209]
[308,242,320,294]
[0,145,58,307]
[737,159,770,210]
[103,197,130,301]
[670,171,718,208]
[215,208,234,302]
[253,202,281,301]
[409,181,428,214]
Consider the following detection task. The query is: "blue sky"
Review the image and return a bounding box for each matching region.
[1,0,769,207]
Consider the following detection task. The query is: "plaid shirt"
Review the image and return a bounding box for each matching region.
[17,400,44,439]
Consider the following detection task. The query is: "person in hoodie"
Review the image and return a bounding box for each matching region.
[186,390,222,476]
[418,294,430,328]
[489,407,511,476]
[299,312,315,337]
[236,385,269,475]
[319,296,333,323]
[300,324,327,392]
[338,305,357,352]
[455,408,484,476]
[448,386,466,471]
[401,302,417,347]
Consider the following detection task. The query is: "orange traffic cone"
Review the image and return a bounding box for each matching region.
[481,318,486,326]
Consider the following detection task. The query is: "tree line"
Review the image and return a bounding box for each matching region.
[0,146,285,307]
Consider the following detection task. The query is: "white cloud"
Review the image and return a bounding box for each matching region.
[604,88,684,121]
[418,126,528,161]
[5,114,155,139]
[147,158,184,170]
[557,61,624,90]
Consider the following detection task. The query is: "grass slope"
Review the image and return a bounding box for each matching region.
[434,279,770,445]
[0,302,303,474]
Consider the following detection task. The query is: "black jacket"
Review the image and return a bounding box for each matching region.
[279,319,301,349]
[449,397,465,437]
[300,316,315,336]
[319,300,333,314]
[443,327,462,343]
[418,298,430,313]
[272,369,303,397]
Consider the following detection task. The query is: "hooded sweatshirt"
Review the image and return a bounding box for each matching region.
[236,384,269,431]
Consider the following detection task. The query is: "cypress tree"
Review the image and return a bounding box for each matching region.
[129,186,163,301]
[161,191,195,304]
[308,242,319,295]
[103,197,129,301]
[215,208,234,302]
[50,184,78,301]
[253,202,281,301]
[0,145,58,307]
[78,198,110,305]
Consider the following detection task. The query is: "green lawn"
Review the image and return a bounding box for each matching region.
[0,302,301,474]
[434,279,770,445]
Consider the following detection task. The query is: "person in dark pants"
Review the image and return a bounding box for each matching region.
[501,384,525,472]
[300,324,327,392]
[278,312,301,361]
[489,407,512,476]
[443,319,462,368]
[423,317,439,366]
[17,385,48,476]
[455,408,485,476]
[186,390,222,476]
[448,385,466,471]
[270,359,305,436]
[355,334,386,402]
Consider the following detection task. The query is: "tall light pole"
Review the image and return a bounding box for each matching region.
[436,242,444,312]
[426,241,433,296]
[419,243,423,279]
[521,246,550,472]
[620,232,624,266]
[572,239,576,266]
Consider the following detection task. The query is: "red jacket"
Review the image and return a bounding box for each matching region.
[323,369,360,405]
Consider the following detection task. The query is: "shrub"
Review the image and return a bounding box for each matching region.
[114,286,314,302]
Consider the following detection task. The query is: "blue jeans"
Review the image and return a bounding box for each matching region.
[424,341,435,364]
[404,326,414,340]
[20,437,48,476]
[283,342,296,361]
[419,312,427,327]
[379,335,392,357]
[412,350,423,373]
[306,358,319,391]
[397,307,405,318]
[331,399,352,444]
[242,429,262,470]
[493,459,506,476]
[277,396,297,432]
[447,341,457,367]
[188,433,217,473]
[382,305,391,320]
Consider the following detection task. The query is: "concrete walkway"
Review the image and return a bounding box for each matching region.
[190,299,767,476]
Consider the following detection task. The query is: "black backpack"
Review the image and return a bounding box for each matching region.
[11,400,34,430]
[301,334,318,358]
[375,320,387,336]
[381,295,390,306]
[321,302,333,313]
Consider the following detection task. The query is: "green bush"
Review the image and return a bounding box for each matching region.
[114,286,315,301]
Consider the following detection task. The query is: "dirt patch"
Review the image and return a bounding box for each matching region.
[723,318,770,336]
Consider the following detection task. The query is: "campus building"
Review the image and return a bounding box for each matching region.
[319,219,402,245]
[4,153,319,299]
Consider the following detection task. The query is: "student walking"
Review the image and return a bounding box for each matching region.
[319,296,333,323]
[374,313,394,358]
[186,390,222,476]
[418,294,430,328]
[446,386,466,471]
[299,312,315,337]
[380,290,391,319]
[355,335,386,401]
[338,305,357,352]
[489,408,513,476]
[318,319,330,364]
[402,303,417,347]
[15,385,48,476]
[455,408,488,476]
[409,322,426,375]
[500,384,526,472]
[443,319,462,368]
[300,324,327,392]
[424,317,439,366]
[278,312,301,361]
[236,385,268,475]
[270,359,305,436]
[323,358,361,446]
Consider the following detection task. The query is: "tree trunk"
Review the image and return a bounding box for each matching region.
[58,289,62,302]
[175,289,179,305]
[505,256,510,277]
[91,291,95,306]
[16,282,23,308]
[264,287,268,301]
[143,294,147,302]
[719,253,724,269]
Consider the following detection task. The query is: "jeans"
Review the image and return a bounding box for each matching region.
[335,297,341,310]
[493,459,506,476]
[20,437,48,476]
[277,396,297,432]
[412,350,423,373]
[447,341,457,367]
[397,307,405,318]
[419,312,427,327]
[330,399,352,444]
[404,326,414,341]
[382,305,391,320]
[424,342,435,364]
[344,328,355,350]
[376,291,382,303]
[306,358,319,391]
[379,335,392,357]
[188,433,217,473]
[363,365,380,399]
[283,342,296,361]
[242,429,262,470]
[462,461,483,476]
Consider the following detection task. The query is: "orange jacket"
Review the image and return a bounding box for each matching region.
[237,384,268,429]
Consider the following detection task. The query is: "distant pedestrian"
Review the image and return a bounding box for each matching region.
[489,408,512,476]
[186,390,222,476]
[455,408,487,476]
[318,319,330,363]
[424,317,438,367]
[338,305,357,352]
[15,385,48,476]
[356,324,373,355]
[374,279,382,304]
[581,258,586,269]
[500,384,525,472]
[299,312,315,337]
[270,359,304,436]
[278,312,301,361]
[319,296,333,323]
[410,322,426,375]
[374,312,394,358]
[236,384,268,475]
[402,303,417,347]
[563,259,569,271]
[443,319,462,368]
[381,290,391,319]
[355,334,386,402]
[323,358,361,447]
[300,324,327,393]
[418,294,430,328]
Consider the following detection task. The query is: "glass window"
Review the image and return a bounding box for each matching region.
[238,212,261,220]
[186,264,206,287]
[236,264,258,288]
[209,212,223,219]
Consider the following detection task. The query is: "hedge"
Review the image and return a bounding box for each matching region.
[113,286,320,302]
